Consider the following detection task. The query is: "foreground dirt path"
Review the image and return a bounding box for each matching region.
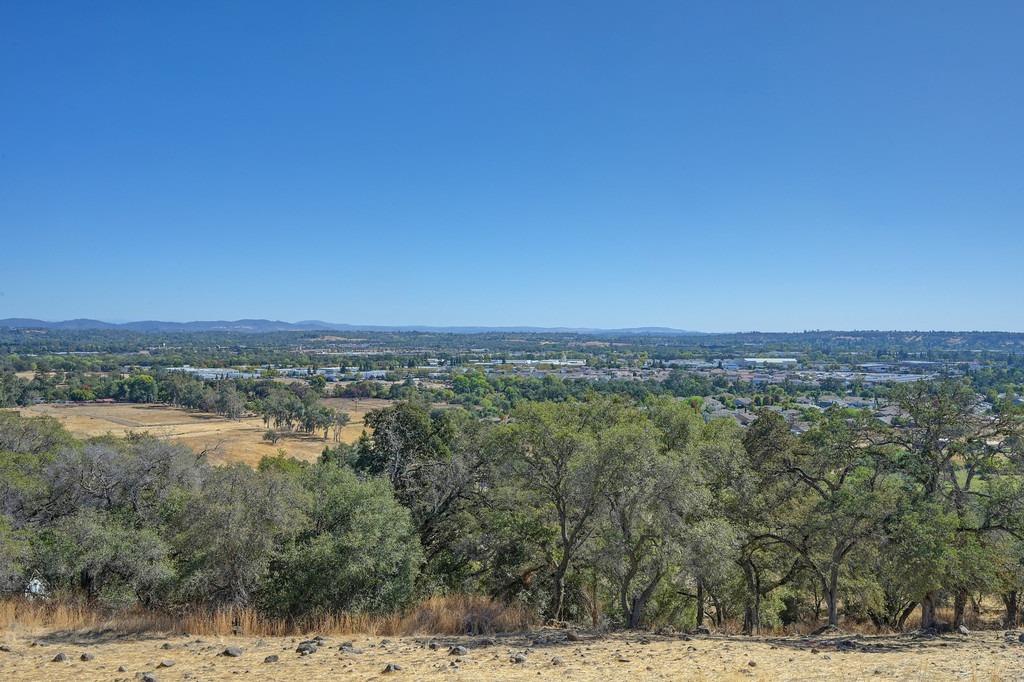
[1,628,1022,681]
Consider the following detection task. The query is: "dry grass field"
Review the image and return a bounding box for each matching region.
[16,399,394,466]
[0,626,1020,681]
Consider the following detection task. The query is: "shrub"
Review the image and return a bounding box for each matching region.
[260,465,422,616]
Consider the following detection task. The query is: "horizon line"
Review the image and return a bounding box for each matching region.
[2,317,1023,335]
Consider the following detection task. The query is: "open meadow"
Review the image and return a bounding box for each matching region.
[16,399,394,466]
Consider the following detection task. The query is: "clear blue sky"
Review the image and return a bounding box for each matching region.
[2,1,1022,331]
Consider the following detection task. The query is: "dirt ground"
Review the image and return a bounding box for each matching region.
[0,628,1021,681]
[16,400,394,466]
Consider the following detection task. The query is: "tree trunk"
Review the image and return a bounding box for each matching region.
[826,565,841,627]
[741,560,760,635]
[827,588,839,627]
[896,601,917,631]
[695,579,705,628]
[711,595,724,627]
[920,591,939,630]
[550,555,571,621]
[628,596,646,629]
[1003,592,1019,628]
[953,590,967,628]
[625,572,663,629]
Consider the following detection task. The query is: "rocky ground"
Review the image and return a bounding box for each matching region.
[1,627,1023,680]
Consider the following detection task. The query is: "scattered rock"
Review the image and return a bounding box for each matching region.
[382,662,403,673]
[139,673,158,682]
[52,652,67,662]
[221,646,244,657]
[340,642,363,654]
[80,653,95,661]
[449,645,469,656]
[296,640,318,655]
[264,655,279,663]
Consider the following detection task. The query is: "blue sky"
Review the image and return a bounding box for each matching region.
[1,1,1022,332]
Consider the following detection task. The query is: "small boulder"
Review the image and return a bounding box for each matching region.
[80,653,95,661]
[160,643,173,650]
[118,665,128,672]
[296,640,318,655]
[264,655,279,664]
[448,645,469,656]
[382,663,403,673]
[510,652,528,664]
[958,625,970,636]
[52,652,67,662]
[428,640,441,650]
[551,656,565,666]
[221,646,244,657]
[157,660,175,668]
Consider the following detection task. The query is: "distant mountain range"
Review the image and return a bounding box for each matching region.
[0,318,706,336]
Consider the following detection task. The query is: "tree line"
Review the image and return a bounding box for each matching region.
[1,379,1022,634]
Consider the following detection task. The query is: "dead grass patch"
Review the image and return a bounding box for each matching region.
[0,595,535,638]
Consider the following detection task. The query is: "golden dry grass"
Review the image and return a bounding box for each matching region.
[0,595,534,638]
[15,400,393,466]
